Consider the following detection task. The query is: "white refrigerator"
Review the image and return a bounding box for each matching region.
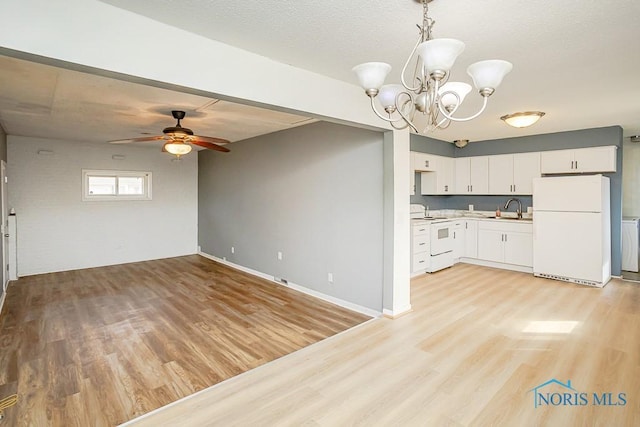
[532,175,611,287]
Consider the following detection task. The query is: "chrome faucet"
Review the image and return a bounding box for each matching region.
[504,198,523,219]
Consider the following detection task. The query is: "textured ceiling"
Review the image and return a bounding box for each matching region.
[1,0,639,147]
[0,55,314,147]
[99,0,640,142]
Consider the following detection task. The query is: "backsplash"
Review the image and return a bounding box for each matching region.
[412,193,533,214]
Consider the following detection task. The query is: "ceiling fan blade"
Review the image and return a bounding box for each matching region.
[191,139,230,152]
[109,135,165,144]
[192,135,230,145]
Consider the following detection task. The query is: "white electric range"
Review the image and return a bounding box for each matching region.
[410,204,454,274]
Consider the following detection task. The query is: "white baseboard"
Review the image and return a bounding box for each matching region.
[198,251,381,318]
[458,258,533,274]
[382,305,412,319]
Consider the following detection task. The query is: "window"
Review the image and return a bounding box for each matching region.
[82,169,152,201]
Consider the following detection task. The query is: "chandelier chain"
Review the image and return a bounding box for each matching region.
[422,0,434,43]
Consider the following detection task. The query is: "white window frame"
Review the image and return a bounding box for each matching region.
[82,169,152,201]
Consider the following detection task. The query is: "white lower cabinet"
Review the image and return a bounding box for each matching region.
[463,220,478,258]
[411,223,430,275]
[477,221,533,267]
[452,221,464,260]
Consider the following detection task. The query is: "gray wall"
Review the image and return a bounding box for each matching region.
[198,121,384,311]
[8,136,198,275]
[410,126,624,276]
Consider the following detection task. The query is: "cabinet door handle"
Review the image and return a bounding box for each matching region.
[419,242,425,246]
[425,160,429,168]
[470,185,473,192]
[575,160,578,170]
[505,234,508,242]
[513,185,516,193]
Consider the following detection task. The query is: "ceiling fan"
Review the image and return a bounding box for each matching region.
[110,110,230,157]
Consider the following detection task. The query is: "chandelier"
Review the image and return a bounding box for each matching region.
[352,0,513,133]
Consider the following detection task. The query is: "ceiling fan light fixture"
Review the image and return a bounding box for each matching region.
[500,111,545,128]
[163,141,192,156]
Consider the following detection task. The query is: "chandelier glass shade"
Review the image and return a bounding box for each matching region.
[352,0,513,133]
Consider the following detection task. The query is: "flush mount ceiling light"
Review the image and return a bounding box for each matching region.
[352,0,513,133]
[500,111,545,128]
[453,139,469,148]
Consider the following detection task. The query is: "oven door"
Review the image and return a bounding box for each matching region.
[430,222,453,256]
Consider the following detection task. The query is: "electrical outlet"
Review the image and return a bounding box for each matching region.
[328,273,334,283]
[277,251,283,260]
[223,256,226,261]
[231,246,235,254]
[469,204,474,211]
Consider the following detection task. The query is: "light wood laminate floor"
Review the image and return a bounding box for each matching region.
[0,255,371,426]
[125,263,640,427]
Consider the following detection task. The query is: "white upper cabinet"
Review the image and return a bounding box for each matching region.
[489,152,540,195]
[413,152,437,172]
[421,155,454,195]
[513,152,541,194]
[540,146,617,174]
[455,157,489,194]
[488,154,513,195]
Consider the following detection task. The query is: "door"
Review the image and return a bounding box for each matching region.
[477,229,504,263]
[464,220,478,258]
[430,223,453,256]
[504,232,533,267]
[452,223,464,260]
[413,152,436,171]
[533,211,604,282]
[454,157,471,193]
[437,157,454,194]
[488,154,513,194]
[533,175,605,213]
[1,161,7,292]
[540,149,573,174]
[573,146,616,173]
[512,152,540,194]
[469,156,489,194]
